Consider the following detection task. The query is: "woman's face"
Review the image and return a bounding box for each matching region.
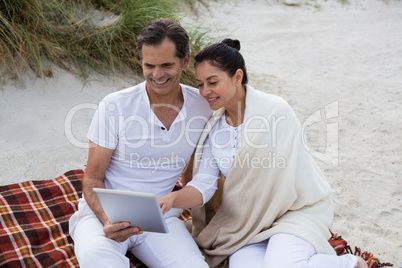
[195,61,239,111]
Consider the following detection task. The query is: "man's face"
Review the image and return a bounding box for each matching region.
[141,38,189,98]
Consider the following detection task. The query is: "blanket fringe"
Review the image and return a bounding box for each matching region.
[328,230,393,267]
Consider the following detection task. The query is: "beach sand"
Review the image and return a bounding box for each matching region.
[1,0,401,265]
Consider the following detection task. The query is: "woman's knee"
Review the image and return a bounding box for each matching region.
[263,233,316,268]
[264,255,309,268]
[229,241,268,268]
[181,255,209,268]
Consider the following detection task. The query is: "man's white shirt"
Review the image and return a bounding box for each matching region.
[87,81,211,199]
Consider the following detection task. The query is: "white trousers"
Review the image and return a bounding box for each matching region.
[69,203,208,268]
[229,233,358,268]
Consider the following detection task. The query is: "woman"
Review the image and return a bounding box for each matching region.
[159,39,367,268]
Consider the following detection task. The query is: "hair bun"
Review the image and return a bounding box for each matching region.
[221,38,241,51]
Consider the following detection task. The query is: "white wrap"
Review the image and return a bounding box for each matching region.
[191,85,335,267]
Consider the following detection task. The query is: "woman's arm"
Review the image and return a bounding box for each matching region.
[159,135,220,214]
[159,186,202,215]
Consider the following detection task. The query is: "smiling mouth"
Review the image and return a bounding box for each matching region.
[153,78,169,85]
[207,97,219,103]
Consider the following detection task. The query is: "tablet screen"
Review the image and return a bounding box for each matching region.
[93,188,169,233]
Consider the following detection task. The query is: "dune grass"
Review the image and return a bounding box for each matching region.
[0,0,213,87]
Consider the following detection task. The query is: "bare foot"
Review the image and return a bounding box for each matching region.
[355,256,368,268]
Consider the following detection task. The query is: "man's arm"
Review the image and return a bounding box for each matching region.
[82,140,113,224]
[83,140,142,242]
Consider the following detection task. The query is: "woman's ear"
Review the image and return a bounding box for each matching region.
[234,69,244,86]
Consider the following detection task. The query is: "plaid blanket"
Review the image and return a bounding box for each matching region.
[0,169,189,268]
[0,169,83,268]
[0,169,389,268]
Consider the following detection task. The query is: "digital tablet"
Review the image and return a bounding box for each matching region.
[93,188,169,233]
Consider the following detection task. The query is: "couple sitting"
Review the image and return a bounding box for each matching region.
[69,18,367,268]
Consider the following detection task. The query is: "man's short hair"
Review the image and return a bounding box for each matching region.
[137,18,190,61]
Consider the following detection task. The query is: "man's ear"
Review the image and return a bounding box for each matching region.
[182,54,190,70]
[234,69,244,86]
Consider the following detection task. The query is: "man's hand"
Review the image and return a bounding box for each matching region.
[103,220,143,242]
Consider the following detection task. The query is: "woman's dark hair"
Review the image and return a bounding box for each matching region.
[195,38,248,85]
[137,18,190,61]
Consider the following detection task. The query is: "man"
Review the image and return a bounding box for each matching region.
[69,19,211,267]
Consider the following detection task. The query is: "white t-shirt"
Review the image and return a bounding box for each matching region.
[187,115,242,205]
[87,81,211,199]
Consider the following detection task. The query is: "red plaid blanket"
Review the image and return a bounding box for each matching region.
[0,169,389,268]
[0,170,189,268]
[0,169,83,267]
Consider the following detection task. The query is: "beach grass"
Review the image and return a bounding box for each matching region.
[0,0,214,87]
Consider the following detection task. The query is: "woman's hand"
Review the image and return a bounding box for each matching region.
[158,193,175,215]
[103,220,143,242]
[158,186,204,215]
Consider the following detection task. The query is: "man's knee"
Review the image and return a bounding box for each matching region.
[76,245,129,268]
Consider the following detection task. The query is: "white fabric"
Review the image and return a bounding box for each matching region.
[207,115,242,176]
[70,201,208,268]
[186,115,242,205]
[229,233,358,268]
[191,85,336,267]
[86,81,211,198]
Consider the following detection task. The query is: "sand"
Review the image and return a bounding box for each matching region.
[1,0,401,265]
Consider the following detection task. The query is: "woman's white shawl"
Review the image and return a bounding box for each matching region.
[191,85,335,267]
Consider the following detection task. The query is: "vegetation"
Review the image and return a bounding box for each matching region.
[0,0,214,86]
